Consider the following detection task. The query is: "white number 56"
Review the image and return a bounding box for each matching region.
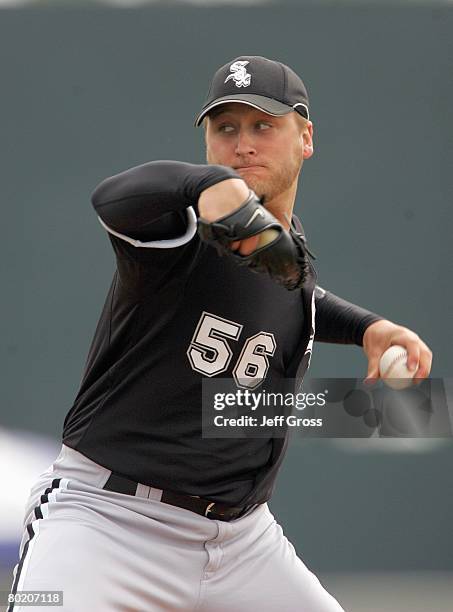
[186,312,276,389]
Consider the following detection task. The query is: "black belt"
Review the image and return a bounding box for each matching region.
[103,472,250,522]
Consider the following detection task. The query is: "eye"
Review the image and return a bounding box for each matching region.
[217,124,235,133]
[256,121,272,130]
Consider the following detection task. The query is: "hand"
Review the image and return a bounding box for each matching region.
[362,319,433,385]
[198,179,263,256]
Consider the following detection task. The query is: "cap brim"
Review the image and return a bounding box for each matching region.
[194,94,295,127]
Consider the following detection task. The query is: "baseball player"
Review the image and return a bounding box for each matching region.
[8,56,432,611]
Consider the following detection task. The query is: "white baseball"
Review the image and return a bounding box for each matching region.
[379,345,417,390]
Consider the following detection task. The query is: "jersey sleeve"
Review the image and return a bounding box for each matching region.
[90,160,242,290]
[91,160,240,241]
[314,285,385,346]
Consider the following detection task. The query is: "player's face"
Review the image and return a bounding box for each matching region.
[205,103,313,202]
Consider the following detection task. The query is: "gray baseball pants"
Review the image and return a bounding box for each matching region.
[8,444,345,611]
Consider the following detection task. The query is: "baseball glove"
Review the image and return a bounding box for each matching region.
[197,190,313,290]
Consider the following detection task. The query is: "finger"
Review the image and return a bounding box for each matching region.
[233,229,279,256]
[388,334,422,372]
[404,343,420,373]
[238,235,261,256]
[413,348,433,380]
[364,355,380,385]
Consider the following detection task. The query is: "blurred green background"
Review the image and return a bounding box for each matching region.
[1,2,452,610]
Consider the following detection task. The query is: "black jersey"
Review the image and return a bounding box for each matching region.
[63,161,383,506]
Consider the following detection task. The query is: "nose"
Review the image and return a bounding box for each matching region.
[234,128,257,157]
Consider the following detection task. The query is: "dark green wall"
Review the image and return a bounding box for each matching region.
[1,5,452,570]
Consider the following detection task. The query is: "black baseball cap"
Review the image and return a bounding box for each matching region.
[195,55,310,127]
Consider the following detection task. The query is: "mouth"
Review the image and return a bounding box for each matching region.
[234,165,265,171]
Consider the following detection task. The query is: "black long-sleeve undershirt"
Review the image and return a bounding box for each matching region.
[92,160,384,347]
[314,287,383,346]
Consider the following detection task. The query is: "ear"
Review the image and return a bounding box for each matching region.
[303,121,314,160]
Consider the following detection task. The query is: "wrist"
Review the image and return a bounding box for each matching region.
[362,319,395,349]
[198,178,249,222]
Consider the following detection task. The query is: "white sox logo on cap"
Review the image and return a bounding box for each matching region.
[195,55,310,126]
[224,61,251,88]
